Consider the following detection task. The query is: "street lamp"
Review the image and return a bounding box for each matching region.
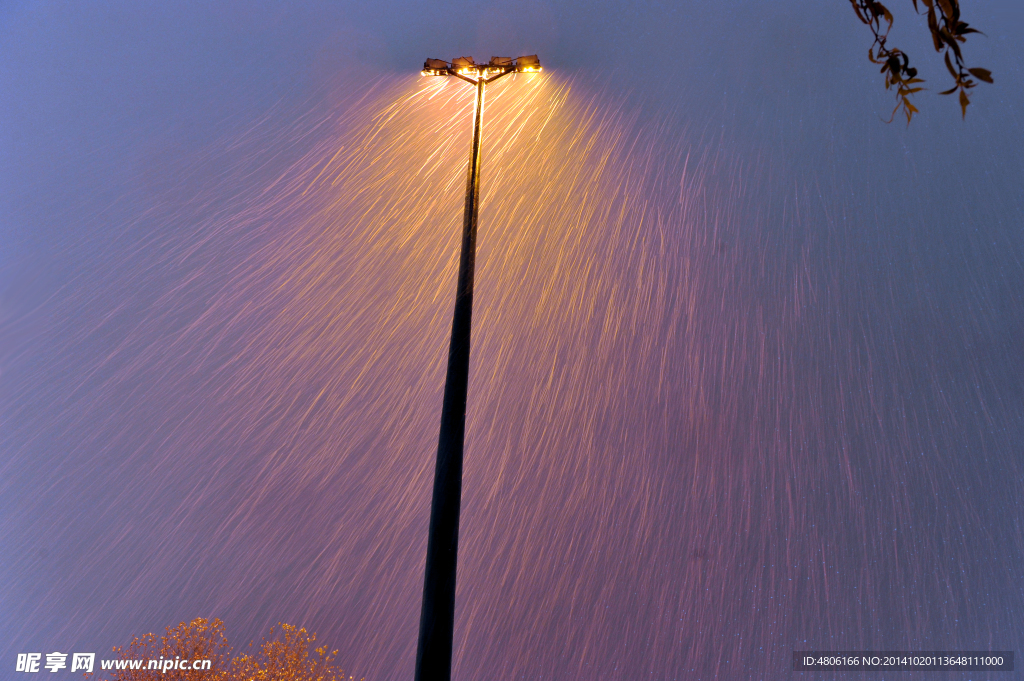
[415,54,542,681]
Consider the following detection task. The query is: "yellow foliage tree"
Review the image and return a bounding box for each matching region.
[229,623,354,681]
[91,618,358,681]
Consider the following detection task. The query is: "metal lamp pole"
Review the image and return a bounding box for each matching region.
[415,55,541,681]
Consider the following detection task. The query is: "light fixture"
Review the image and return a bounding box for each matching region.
[420,55,543,82]
[414,53,542,681]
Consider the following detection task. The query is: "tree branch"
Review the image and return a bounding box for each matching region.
[849,0,991,122]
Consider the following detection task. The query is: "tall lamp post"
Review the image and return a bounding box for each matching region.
[415,54,542,681]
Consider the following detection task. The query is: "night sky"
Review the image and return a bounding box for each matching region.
[2,2,1023,679]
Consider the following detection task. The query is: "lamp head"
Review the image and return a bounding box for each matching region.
[421,55,542,79]
[515,54,542,72]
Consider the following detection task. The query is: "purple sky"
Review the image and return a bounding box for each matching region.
[2,2,1023,679]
